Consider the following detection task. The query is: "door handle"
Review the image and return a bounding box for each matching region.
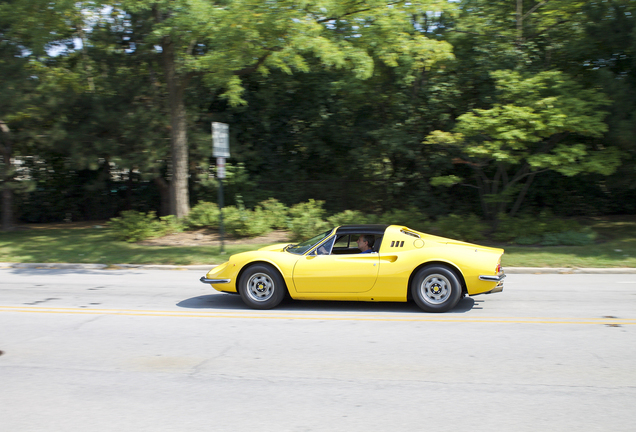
[380,255,398,263]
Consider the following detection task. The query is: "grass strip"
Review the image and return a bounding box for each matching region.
[0,227,263,266]
[1,219,635,268]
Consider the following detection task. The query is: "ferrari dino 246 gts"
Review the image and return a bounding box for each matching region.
[200,224,505,312]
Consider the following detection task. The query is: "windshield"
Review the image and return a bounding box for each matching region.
[286,230,333,255]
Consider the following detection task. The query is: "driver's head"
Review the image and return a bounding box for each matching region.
[356,234,375,251]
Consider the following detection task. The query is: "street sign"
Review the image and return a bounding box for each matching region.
[212,122,230,158]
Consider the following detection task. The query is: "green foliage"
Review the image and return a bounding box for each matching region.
[538,229,597,246]
[288,199,329,241]
[159,215,186,235]
[379,208,429,232]
[493,212,597,246]
[513,235,543,246]
[256,198,289,230]
[425,69,620,219]
[494,213,570,242]
[433,214,487,242]
[327,210,370,226]
[515,230,597,246]
[109,203,598,248]
[221,206,272,239]
[3,0,636,226]
[187,198,288,237]
[429,175,462,187]
[108,211,165,243]
[187,202,221,229]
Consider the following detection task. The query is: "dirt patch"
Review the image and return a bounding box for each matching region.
[138,229,292,247]
[14,221,292,247]
[15,221,109,230]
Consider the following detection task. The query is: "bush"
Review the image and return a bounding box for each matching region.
[256,198,289,230]
[222,206,272,238]
[540,228,597,246]
[493,212,595,245]
[380,208,429,231]
[288,199,329,241]
[492,214,536,242]
[159,215,186,236]
[187,198,287,236]
[187,201,220,229]
[514,234,543,245]
[327,210,369,226]
[434,214,487,242]
[108,211,165,242]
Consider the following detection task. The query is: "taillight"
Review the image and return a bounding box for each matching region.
[496,261,502,274]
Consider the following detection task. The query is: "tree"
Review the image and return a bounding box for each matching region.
[425,70,621,219]
[0,0,82,230]
[572,1,636,205]
[115,0,454,218]
[49,11,172,215]
[417,1,628,219]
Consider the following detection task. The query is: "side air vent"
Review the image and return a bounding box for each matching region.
[390,241,405,247]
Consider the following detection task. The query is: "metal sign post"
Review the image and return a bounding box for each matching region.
[212,122,230,254]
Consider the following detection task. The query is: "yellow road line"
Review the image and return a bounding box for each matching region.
[0,306,635,325]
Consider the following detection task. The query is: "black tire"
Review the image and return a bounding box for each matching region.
[238,264,287,310]
[411,265,463,313]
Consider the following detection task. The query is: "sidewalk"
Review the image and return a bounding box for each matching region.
[1,262,636,273]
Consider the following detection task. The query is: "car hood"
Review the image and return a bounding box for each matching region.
[258,243,291,252]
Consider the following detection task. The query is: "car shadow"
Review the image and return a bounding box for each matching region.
[177,293,477,314]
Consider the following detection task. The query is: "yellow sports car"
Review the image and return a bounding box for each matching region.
[200,224,505,312]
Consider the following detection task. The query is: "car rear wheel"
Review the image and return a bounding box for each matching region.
[238,264,287,310]
[411,265,462,313]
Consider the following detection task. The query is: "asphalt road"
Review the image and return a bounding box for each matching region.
[1,268,635,432]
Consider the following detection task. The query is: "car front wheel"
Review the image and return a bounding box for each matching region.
[411,265,462,313]
[238,264,287,310]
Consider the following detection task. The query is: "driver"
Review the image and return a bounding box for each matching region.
[356,235,375,254]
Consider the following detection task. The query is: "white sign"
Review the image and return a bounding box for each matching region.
[212,122,230,158]
[216,157,226,179]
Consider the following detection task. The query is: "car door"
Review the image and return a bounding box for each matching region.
[292,235,380,293]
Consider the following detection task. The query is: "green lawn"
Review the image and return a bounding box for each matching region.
[0,226,264,266]
[501,216,636,268]
[1,217,635,268]
[501,241,636,268]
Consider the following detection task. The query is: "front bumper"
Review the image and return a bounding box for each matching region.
[478,273,505,294]
[200,277,231,284]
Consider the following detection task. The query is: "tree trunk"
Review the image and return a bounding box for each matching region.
[161,35,190,219]
[153,176,171,216]
[474,167,492,220]
[0,120,14,231]
[509,172,536,217]
[1,187,13,231]
[516,0,523,47]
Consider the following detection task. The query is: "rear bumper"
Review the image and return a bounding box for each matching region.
[478,273,505,294]
[479,273,506,282]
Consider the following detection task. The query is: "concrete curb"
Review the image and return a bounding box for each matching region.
[1,262,635,274]
[109,264,212,271]
[1,263,110,270]
[505,267,636,274]
[0,262,211,271]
